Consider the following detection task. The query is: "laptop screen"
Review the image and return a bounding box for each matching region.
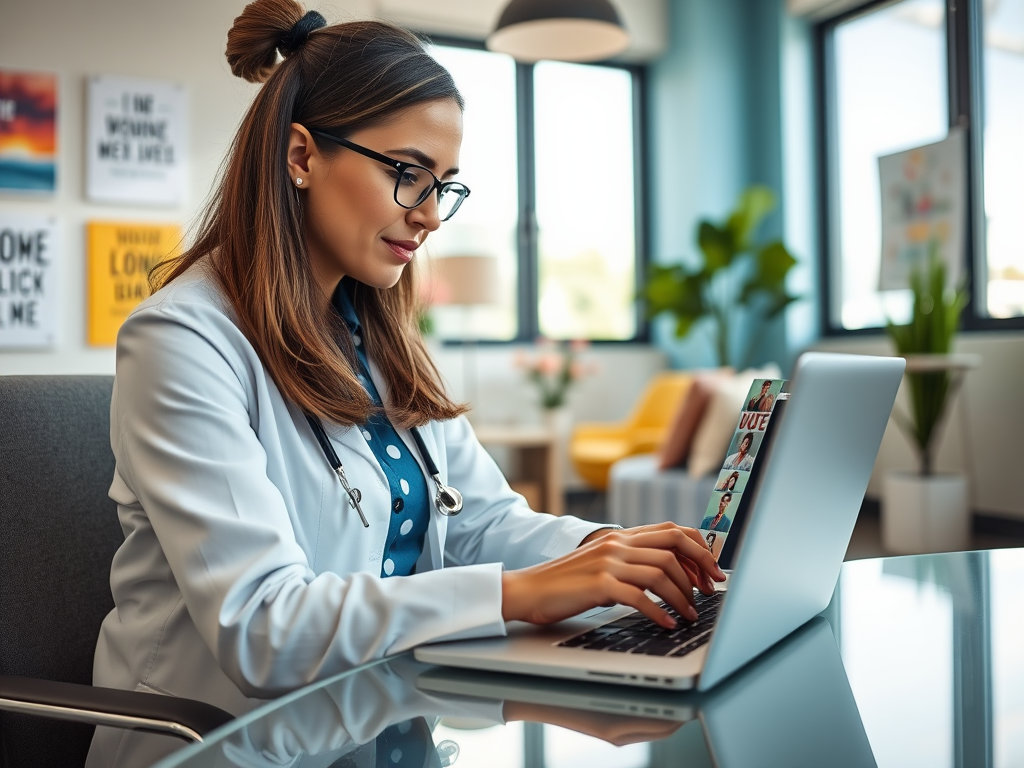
[699,378,790,569]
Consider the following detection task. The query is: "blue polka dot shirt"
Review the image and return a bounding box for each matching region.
[333,281,430,578]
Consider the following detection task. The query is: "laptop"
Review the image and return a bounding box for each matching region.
[418,617,876,767]
[414,352,904,690]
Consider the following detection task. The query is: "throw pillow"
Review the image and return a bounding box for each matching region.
[658,368,733,470]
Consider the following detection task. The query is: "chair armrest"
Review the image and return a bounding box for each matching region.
[571,422,627,440]
[624,427,668,454]
[0,675,233,743]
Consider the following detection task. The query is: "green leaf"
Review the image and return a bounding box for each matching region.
[697,221,734,273]
[738,241,798,304]
[674,314,699,339]
[726,185,776,249]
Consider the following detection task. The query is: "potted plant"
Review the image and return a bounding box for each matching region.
[881,250,970,553]
[642,186,799,369]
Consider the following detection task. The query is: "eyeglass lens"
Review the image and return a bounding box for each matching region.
[393,167,467,221]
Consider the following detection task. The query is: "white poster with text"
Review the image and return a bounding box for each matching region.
[87,75,188,206]
[0,213,59,348]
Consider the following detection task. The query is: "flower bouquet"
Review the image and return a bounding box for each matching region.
[514,339,596,410]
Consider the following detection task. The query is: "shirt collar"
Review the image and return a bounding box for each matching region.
[331,278,362,332]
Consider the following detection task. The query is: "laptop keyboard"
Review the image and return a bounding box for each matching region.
[557,591,723,657]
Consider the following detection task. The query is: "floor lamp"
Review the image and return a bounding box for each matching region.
[429,255,500,417]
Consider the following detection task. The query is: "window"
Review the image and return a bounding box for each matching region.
[981,1,1024,319]
[818,0,1024,333]
[425,42,644,342]
[534,61,637,340]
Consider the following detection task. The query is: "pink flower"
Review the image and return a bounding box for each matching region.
[537,354,562,375]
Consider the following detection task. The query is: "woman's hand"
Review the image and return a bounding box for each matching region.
[501,523,726,629]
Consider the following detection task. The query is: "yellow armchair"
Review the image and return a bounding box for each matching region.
[570,373,693,491]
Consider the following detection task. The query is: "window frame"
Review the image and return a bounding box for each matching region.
[426,35,650,345]
[815,0,1024,336]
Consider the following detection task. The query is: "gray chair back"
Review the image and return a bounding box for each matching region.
[0,375,122,767]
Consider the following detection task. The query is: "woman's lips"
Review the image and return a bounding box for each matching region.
[383,238,418,263]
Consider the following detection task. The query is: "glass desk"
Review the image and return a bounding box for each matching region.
[150,548,1024,768]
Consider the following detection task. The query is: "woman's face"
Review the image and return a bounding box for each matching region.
[289,98,464,295]
[726,475,737,490]
[739,435,752,453]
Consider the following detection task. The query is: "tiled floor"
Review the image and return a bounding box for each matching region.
[566,492,1024,561]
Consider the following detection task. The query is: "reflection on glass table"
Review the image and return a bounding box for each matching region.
[154,617,872,768]
[145,549,1024,768]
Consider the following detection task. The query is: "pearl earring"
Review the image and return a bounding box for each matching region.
[295,178,303,186]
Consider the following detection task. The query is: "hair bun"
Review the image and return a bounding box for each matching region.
[226,0,307,84]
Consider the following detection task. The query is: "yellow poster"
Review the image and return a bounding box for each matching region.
[87,221,181,346]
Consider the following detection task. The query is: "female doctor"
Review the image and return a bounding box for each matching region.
[87,2,724,764]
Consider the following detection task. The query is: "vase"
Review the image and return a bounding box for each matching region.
[881,472,970,554]
[542,406,572,438]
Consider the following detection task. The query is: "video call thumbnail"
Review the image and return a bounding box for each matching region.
[714,469,749,493]
[745,378,785,412]
[722,431,763,471]
[700,490,738,533]
[703,528,727,560]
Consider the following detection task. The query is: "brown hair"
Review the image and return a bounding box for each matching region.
[151,0,467,429]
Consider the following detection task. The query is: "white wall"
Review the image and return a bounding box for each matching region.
[0,0,668,487]
[812,333,1024,521]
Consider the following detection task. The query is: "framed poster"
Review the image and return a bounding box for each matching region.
[878,128,965,291]
[0,213,59,348]
[87,220,181,346]
[0,70,57,194]
[86,75,188,206]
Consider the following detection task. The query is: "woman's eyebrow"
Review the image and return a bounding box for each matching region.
[388,147,459,178]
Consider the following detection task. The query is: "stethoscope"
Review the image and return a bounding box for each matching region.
[305,414,463,528]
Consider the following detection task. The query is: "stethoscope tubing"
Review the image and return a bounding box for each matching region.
[305,414,463,526]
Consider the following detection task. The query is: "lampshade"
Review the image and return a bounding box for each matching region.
[487,0,630,63]
[426,255,501,306]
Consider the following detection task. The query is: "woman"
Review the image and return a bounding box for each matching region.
[87,3,724,764]
[723,432,756,471]
[716,470,740,492]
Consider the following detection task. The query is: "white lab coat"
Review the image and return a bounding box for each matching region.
[86,262,607,767]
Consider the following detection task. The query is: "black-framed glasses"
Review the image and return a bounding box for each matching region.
[310,129,470,221]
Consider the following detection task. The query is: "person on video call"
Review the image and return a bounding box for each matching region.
[723,432,756,471]
[85,3,725,765]
[746,380,775,412]
[701,494,734,533]
[716,471,740,492]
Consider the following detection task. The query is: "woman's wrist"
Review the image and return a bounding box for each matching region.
[579,527,618,547]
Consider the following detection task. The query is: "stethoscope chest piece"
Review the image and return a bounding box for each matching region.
[431,476,463,516]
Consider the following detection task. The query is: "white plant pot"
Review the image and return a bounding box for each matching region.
[881,472,970,555]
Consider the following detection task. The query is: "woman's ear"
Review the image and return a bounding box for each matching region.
[286,123,317,185]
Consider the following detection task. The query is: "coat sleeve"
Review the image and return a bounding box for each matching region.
[439,416,614,571]
[111,301,506,698]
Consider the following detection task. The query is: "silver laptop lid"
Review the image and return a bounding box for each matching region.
[699,352,904,690]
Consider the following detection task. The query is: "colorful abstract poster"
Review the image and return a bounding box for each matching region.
[86,76,188,206]
[0,70,58,193]
[878,128,965,291]
[0,213,59,348]
[87,221,181,345]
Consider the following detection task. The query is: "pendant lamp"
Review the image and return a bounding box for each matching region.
[487,0,630,63]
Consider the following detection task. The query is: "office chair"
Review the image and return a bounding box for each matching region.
[0,376,232,766]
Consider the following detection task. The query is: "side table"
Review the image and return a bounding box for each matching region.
[472,424,564,517]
